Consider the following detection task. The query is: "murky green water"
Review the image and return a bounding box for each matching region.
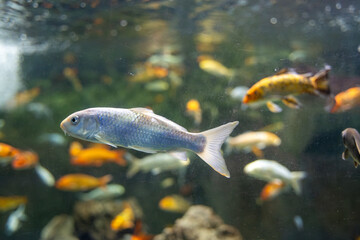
[0,0,360,239]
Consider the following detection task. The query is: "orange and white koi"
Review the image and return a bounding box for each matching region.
[69,141,127,167]
[243,66,331,112]
[0,196,27,212]
[55,174,112,191]
[226,131,281,157]
[327,87,360,113]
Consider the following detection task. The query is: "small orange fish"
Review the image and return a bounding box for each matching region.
[186,99,202,125]
[111,203,135,231]
[0,143,20,158]
[259,179,287,202]
[7,87,40,109]
[0,196,27,212]
[12,151,39,170]
[69,142,127,166]
[328,87,360,113]
[197,55,234,78]
[159,195,191,213]
[130,220,154,240]
[243,66,331,112]
[55,174,112,191]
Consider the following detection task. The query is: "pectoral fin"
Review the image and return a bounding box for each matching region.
[282,96,302,109]
[94,134,117,148]
[130,146,157,154]
[266,101,282,113]
[354,161,358,168]
[342,148,349,160]
[251,146,264,158]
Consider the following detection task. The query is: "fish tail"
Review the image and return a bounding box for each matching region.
[126,153,141,178]
[99,174,112,187]
[324,95,338,113]
[34,164,55,187]
[310,65,331,95]
[196,121,239,178]
[290,171,307,195]
[114,150,127,166]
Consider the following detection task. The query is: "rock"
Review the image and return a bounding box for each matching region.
[154,205,243,240]
[73,199,142,240]
[40,214,78,240]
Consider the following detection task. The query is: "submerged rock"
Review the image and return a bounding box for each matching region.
[40,214,78,240]
[73,199,142,240]
[154,205,243,240]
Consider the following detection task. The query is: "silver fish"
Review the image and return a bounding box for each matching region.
[126,152,190,178]
[60,107,238,177]
[244,159,306,195]
[78,184,125,201]
[5,204,27,235]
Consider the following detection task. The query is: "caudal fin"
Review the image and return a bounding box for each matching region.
[310,65,331,95]
[99,174,112,187]
[125,153,141,178]
[290,171,307,195]
[196,121,239,178]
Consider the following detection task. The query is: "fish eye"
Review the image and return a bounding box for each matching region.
[70,115,79,125]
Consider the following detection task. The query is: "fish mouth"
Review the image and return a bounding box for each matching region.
[60,120,68,136]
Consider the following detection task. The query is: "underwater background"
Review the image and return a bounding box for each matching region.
[0,0,360,239]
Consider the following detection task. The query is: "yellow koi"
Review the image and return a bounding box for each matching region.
[243,66,331,112]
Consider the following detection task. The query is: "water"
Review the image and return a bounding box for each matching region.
[0,0,360,239]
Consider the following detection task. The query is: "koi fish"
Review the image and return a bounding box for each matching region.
[0,196,27,212]
[244,159,306,195]
[158,195,191,213]
[55,174,112,191]
[0,143,20,158]
[243,66,331,112]
[35,164,55,187]
[111,203,135,231]
[327,87,360,113]
[5,204,27,235]
[341,128,360,168]
[185,99,202,126]
[78,184,125,200]
[126,152,190,178]
[226,131,281,157]
[60,107,239,178]
[69,141,127,167]
[197,55,234,78]
[12,151,39,170]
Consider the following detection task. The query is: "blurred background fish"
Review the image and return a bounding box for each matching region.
[55,174,112,191]
[158,195,191,213]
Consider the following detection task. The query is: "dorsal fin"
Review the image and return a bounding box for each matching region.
[274,68,298,75]
[130,108,188,132]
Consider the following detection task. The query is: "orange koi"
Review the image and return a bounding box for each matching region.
[243,66,331,112]
[12,151,39,170]
[111,203,135,231]
[328,87,360,113]
[159,195,191,213]
[0,196,27,212]
[259,179,287,202]
[0,143,20,158]
[185,99,202,125]
[69,142,127,166]
[55,174,112,191]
